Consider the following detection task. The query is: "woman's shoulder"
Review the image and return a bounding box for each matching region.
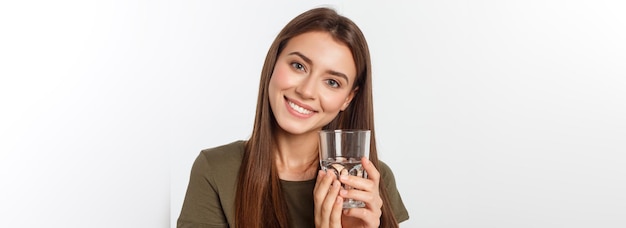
[376,160,398,185]
[199,140,246,161]
[377,160,392,174]
[194,140,246,177]
[377,159,410,222]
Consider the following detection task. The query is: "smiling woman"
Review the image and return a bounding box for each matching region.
[269,31,357,135]
[177,7,409,228]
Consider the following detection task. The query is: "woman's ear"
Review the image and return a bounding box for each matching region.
[341,87,359,111]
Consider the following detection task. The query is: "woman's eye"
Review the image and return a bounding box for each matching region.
[291,62,305,71]
[326,79,340,88]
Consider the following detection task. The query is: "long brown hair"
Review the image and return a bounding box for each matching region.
[235,7,399,228]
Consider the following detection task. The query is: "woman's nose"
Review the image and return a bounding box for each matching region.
[295,74,317,99]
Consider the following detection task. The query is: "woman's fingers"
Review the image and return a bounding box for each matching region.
[337,158,383,227]
[325,180,342,209]
[362,157,380,186]
[317,158,385,227]
[329,189,344,227]
[342,207,382,227]
[339,158,380,192]
[313,170,344,228]
[339,187,382,209]
[314,170,333,216]
[313,170,329,201]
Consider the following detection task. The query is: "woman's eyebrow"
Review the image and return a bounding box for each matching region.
[288,52,312,65]
[288,51,349,84]
[327,70,349,84]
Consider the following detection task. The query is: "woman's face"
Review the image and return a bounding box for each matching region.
[268,31,357,136]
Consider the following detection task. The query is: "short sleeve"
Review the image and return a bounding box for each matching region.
[378,161,410,223]
[177,152,229,228]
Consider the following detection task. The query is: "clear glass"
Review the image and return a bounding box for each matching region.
[318,129,371,208]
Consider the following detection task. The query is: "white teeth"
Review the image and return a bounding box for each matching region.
[288,101,313,114]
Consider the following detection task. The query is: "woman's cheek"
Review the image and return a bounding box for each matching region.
[271,65,295,87]
[319,94,345,114]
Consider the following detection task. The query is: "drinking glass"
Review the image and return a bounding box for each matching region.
[318,129,371,208]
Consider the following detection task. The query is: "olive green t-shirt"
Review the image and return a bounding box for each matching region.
[177,141,409,228]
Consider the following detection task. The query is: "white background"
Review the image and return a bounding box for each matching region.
[1,1,625,227]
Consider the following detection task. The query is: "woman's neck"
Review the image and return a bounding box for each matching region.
[274,129,320,181]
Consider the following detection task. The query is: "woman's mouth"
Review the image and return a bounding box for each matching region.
[285,97,316,115]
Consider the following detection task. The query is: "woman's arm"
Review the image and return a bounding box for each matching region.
[177,152,229,228]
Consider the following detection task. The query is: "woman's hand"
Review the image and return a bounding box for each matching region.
[339,157,383,228]
[314,157,383,228]
[314,169,344,228]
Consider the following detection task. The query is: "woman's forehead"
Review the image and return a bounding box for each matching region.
[280,31,357,79]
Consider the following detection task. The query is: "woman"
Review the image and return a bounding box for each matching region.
[178,7,409,228]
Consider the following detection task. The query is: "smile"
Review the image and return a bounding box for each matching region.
[286,98,315,115]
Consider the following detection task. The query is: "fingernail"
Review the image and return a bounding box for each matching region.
[340,190,347,196]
